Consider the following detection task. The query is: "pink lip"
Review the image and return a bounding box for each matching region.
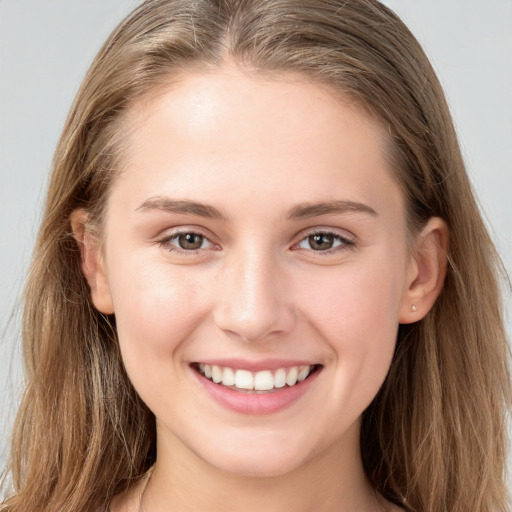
[191,365,321,415]
[194,358,315,372]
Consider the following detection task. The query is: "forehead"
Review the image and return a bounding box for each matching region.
[125,67,385,155]
[111,67,402,220]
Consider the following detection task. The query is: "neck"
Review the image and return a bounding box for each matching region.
[139,422,384,512]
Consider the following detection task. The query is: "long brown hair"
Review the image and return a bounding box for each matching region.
[2,1,510,511]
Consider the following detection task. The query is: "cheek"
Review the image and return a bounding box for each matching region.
[299,259,404,335]
[107,257,210,368]
[295,257,405,389]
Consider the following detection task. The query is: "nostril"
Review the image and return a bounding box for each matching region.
[222,328,281,344]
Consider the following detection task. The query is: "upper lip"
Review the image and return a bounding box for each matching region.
[191,358,320,372]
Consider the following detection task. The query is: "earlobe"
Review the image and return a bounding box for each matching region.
[399,217,449,324]
[71,210,114,315]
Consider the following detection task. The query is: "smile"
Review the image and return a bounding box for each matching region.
[195,363,320,393]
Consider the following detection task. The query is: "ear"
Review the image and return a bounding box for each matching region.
[70,209,114,315]
[399,217,449,324]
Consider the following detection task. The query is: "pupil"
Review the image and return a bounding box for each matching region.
[179,233,203,250]
[310,233,334,250]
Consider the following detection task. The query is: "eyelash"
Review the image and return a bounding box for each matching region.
[157,229,355,255]
[293,230,355,255]
[157,231,216,254]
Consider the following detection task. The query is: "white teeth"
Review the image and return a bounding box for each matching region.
[211,365,222,384]
[297,366,310,382]
[286,367,298,386]
[235,369,254,390]
[222,367,235,386]
[254,370,274,391]
[274,368,286,388]
[197,364,316,392]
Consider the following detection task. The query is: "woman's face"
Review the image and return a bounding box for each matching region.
[90,68,418,477]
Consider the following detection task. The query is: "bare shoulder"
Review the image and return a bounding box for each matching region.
[109,478,147,512]
[109,491,137,512]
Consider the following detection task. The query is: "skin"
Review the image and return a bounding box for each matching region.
[73,66,447,512]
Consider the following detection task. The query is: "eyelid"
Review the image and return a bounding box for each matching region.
[154,225,355,255]
[156,227,219,254]
[291,227,356,254]
[298,226,356,241]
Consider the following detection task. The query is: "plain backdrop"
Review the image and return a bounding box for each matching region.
[1,0,511,490]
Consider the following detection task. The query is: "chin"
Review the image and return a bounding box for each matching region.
[194,433,320,479]
[208,453,307,479]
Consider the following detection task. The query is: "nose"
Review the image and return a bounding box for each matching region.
[213,249,296,343]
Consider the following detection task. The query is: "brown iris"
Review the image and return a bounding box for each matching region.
[177,233,204,250]
[308,233,336,250]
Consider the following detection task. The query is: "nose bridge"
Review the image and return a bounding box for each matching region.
[214,243,294,341]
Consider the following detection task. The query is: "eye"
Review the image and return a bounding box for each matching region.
[158,231,215,253]
[296,231,353,252]
[175,232,207,250]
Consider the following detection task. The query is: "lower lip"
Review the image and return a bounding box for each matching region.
[192,367,321,415]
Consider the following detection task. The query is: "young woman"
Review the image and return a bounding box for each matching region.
[1,1,510,511]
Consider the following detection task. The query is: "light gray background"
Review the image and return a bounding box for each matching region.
[1,0,511,490]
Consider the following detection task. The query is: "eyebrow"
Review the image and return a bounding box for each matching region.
[136,197,229,220]
[136,197,377,221]
[287,200,378,219]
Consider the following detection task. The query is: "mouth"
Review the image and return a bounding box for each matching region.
[192,363,322,394]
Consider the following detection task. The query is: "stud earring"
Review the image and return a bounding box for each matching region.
[411,304,418,312]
